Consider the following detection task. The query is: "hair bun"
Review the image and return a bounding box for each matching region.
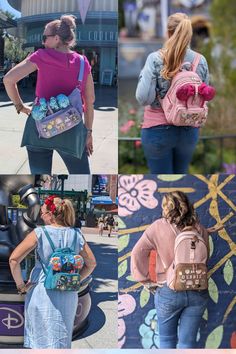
[60,15,76,30]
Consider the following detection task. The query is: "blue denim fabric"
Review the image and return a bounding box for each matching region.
[154,284,209,349]
[141,125,199,173]
[26,146,90,174]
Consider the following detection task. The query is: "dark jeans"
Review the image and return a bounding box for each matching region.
[154,285,209,348]
[26,146,90,174]
[141,125,199,173]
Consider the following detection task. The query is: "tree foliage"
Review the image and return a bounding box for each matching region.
[199,0,236,134]
[4,37,27,62]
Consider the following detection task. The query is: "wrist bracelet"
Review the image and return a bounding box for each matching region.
[87,128,92,134]
[14,103,24,114]
[17,282,26,294]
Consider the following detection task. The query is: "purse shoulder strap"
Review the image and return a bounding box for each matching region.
[77,54,85,84]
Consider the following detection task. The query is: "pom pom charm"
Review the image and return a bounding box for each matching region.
[74,255,84,270]
[49,97,60,112]
[57,94,70,109]
[176,83,216,102]
[50,257,61,271]
[176,84,195,101]
[198,83,216,101]
[31,105,47,120]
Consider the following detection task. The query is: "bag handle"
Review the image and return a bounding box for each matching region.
[77,55,85,86]
[192,53,201,72]
[180,53,201,73]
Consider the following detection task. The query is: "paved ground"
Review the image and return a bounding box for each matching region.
[72,227,118,349]
[0,84,118,174]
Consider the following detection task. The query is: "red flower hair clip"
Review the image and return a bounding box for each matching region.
[44,195,57,214]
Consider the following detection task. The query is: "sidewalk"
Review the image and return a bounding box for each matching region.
[72,227,117,349]
[0,85,118,174]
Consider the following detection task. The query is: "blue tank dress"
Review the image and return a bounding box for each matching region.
[24,226,84,349]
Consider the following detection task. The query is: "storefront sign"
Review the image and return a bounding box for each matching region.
[27,26,118,45]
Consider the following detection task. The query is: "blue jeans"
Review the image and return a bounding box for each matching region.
[141,125,199,173]
[26,147,90,174]
[154,284,209,348]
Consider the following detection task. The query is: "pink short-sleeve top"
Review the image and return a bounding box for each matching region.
[28,48,91,100]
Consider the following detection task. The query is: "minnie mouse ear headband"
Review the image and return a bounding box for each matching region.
[44,195,65,214]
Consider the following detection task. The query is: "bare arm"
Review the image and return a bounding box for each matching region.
[79,242,96,280]
[9,230,38,288]
[83,73,95,129]
[83,73,95,156]
[3,58,37,115]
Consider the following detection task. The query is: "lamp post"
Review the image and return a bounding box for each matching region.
[58,175,68,199]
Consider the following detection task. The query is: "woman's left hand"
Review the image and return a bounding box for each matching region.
[20,104,32,116]
[86,134,93,156]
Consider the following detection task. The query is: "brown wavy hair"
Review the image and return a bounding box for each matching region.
[161,191,199,230]
[45,197,75,227]
[46,14,77,47]
[160,13,193,80]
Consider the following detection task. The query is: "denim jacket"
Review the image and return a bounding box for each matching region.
[136,48,209,108]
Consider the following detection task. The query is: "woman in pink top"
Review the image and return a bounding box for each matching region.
[135,13,209,174]
[131,191,222,348]
[4,15,95,174]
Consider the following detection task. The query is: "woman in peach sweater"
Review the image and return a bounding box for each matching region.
[131,191,222,349]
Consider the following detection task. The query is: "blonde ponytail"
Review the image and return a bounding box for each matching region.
[53,198,75,227]
[160,13,193,80]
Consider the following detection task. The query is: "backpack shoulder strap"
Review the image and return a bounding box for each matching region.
[77,55,85,85]
[192,53,201,72]
[42,226,55,252]
[71,229,77,251]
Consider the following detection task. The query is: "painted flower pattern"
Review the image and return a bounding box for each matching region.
[139,309,159,349]
[118,175,158,217]
[118,294,136,348]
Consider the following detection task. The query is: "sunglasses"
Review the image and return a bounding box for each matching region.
[42,34,55,43]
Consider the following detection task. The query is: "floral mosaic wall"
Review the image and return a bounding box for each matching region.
[118,175,236,349]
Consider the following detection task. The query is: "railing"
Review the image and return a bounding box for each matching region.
[119,134,236,174]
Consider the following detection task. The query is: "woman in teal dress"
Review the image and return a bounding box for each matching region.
[9,196,96,349]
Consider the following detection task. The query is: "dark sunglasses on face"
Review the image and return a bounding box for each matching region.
[42,34,55,43]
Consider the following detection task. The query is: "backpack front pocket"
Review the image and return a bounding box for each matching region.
[35,107,82,138]
[46,272,81,291]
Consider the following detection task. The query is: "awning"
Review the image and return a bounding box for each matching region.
[0,12,17,29]
[91,196,118,205]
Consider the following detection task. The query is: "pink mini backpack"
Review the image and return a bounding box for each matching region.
[160,53,215,127]
[161,227,208,291]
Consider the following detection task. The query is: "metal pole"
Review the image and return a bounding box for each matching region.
[160,0,169,38]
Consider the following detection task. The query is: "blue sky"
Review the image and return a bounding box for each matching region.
[0,0,21,18]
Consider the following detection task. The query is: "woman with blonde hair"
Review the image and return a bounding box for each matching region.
[131,191,222,348]
[136,13,209,173]
[9,195,96,349]
[4,15,95,174]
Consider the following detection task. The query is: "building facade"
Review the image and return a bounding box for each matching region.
[7,0,118,84]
